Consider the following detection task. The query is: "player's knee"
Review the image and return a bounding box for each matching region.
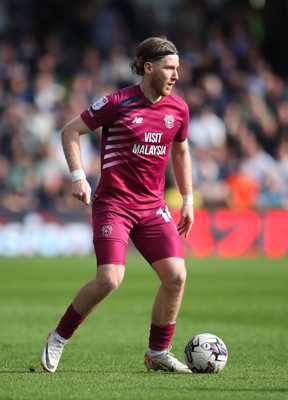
[93,274,122,297]
[102,275,122,294]
[164,265,187,290]
[96,264,124,295]
[153,259,187,289]
[173,267,187,287]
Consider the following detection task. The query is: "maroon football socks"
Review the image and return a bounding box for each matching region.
[148,322,176,351]
[55,304,86,339]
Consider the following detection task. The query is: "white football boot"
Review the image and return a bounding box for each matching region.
[41,330,68,373]
[144,347,192,373]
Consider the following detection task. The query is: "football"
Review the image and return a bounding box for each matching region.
[184,333,228,373]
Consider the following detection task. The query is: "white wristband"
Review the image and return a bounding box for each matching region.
[182,194,193,206]
[70,169,86,183]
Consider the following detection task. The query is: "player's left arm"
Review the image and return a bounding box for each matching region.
[171,139,194,238]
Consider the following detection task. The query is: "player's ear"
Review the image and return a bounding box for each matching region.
[143,61,153,74]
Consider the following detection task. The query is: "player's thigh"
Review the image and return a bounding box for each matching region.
[130,208,184,265]
[92,206,132,266]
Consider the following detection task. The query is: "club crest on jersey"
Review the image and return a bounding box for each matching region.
[102,225,113,237]
[92,96,109,110]
[164,115,175,129]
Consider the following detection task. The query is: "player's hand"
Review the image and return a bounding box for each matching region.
[71,179,92,205]
[177,205,194,238]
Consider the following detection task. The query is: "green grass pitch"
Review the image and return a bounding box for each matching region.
[0,254,287,400]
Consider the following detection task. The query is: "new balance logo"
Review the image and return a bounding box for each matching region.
[133,117,143,124]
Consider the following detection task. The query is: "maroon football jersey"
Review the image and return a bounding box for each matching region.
[80,85,189,209]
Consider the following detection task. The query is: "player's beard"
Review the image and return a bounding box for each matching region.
[151,75,173,97]
[162,83,173,96]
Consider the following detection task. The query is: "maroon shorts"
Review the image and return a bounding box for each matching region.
[92,199,184,266]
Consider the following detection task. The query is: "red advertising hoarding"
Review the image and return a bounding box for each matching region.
[171,209,288,258]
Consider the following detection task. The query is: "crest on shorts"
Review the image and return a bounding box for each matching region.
[102,225,113,237]
[164,115,175,129]
[92,96,109,110]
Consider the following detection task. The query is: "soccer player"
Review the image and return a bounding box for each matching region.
[41,36,194,373]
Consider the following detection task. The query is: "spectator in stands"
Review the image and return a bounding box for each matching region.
[0,0,287,215]
[237,121,286,209]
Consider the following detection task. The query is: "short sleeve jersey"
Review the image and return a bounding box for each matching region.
[80,84,189,209]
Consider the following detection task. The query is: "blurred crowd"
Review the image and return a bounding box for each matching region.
[0,0,288,217]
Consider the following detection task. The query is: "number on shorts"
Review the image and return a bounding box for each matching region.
[156,206,172,222]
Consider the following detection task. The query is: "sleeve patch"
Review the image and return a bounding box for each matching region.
[92,96,109,110]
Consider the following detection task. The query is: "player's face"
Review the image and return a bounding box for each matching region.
[150,55,179,97]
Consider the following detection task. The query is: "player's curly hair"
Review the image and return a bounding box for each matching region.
[130,36,178,76]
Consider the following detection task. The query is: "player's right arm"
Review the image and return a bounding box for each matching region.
[61,115,92,205]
